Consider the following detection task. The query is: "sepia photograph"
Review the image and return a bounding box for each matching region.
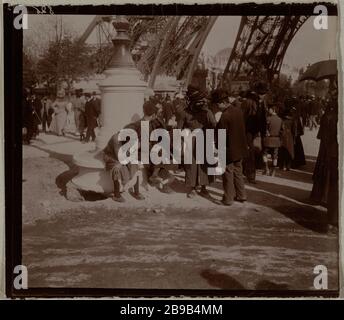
[3,2,341,297]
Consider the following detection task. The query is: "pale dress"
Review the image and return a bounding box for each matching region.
[64,102,77,134]
[50,99,68,136]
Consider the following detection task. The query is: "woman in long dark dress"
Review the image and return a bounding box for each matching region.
[278,110,295,171]
[291,104,306,168]
[177,85,217,199]
[310,92,338,228]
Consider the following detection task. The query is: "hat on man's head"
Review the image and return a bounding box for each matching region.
[186,85,208,103]
[143,100,158,117]
[253,81,268,95]
[210,89,229,104]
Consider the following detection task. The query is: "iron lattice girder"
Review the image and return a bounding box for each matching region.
[223,15,309,81]
[128,16,169,46]
[137,16,214,83]
[79,15,217,87]
[80,15,309,87]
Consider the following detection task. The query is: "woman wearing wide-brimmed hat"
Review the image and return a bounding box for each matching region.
[177,85,217,199]
[50,89,68,136]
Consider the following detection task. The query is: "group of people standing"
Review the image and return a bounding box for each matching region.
[102,82,338,229]
[297,95,326,131]
[237,85,307,181]
[22,88,101,144]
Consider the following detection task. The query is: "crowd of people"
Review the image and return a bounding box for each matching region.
[22,88,101,144]
[22,80,338,229]
[100,81,338,229]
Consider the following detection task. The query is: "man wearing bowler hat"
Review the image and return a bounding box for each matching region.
[215,89,248,206]
[84,92,100,143]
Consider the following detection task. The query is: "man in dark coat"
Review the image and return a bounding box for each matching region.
[162,95,175,124]
[84,92,100,143]
[92,91,101,116]
[241,91,260,183]
[178,85,217,199]
[41,95,53,133]
[30,94,42,138]
[216,90,248,206]
[291,105,306,168]
[72,90,85,137]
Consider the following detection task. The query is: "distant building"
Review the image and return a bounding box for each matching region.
[213,47,231,71]
[198,47,232,90]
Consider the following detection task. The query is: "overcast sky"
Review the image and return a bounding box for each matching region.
[25,14,337,78]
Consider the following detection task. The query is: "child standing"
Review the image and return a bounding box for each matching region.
[262,105,282,176]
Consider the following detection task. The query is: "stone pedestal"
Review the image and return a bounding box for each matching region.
[71,17,147,194]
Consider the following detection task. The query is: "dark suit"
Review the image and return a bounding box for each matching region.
[85,98,100,142]
[216,104,247,203]
[217,104,248,163]
[93,97,101,117]
[41,98,53,132]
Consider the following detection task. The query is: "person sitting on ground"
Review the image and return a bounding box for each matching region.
[103,121,144,203]
[103,102,158,202]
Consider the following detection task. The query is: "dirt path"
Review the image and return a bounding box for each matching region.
[22,131,339,291]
